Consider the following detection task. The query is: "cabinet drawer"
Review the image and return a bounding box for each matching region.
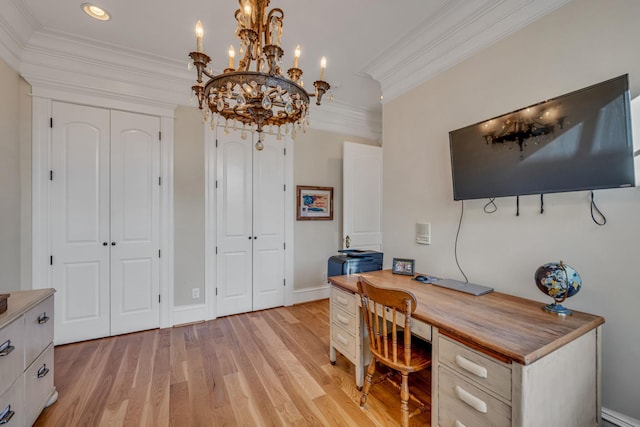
[438,367,511,427]
[332,305,357,335]
[438,335,511,400]
[24,296,54,366]
[332,322,356,361]
[25,343,54,426]
[0,317,25,396]
[0,377,24,427]
[331,287,356,315]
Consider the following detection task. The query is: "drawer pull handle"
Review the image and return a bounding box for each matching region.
[336,295,349,306]
[38,312,50,324]
[336,313,350,325]
[0,404,14,425]
[0,340,15,357]
[337,334,349,346]
[455,421,467,427]
[455,385,487,413]
[37,363,50,378]
[455,355,488,378]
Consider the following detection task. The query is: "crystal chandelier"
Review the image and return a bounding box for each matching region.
[189,0,331,151]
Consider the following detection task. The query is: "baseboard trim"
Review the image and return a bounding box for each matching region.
[603,407,640,427]
[172,304,207,326]
[292,284,330,305]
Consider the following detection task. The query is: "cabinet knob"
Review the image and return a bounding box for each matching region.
[111,242,116,246]
[37,364,50,379]
[0,340,15,357]
[248,236,252,240]
[38,313,50,324]
[103,242,108,246]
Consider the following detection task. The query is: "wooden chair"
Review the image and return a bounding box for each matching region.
[357,276,432,427]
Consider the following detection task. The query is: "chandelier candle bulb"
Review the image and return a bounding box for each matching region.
[195,21,204,52]
[320,56,327,80]
[228,45,235,69]
[294,45,301,68]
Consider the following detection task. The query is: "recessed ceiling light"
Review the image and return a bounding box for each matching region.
[81,3,110,21]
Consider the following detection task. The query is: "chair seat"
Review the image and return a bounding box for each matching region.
[371,332,432,373]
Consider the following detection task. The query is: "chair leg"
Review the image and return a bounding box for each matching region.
[400,372,410,427]
[360,359,377,408]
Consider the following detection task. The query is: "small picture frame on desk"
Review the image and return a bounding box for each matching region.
[392,258,415,275]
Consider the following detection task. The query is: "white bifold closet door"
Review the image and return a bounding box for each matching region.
[51,102,160,344]
[216,132,285,317]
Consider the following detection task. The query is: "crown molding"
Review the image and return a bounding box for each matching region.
[364,0,571,103]
[0,0,39,70]
[12,27,379,138]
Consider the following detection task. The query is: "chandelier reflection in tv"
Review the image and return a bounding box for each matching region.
[482,105,567,157]
[189,0,331,151]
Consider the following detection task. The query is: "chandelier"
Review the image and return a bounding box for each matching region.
[189,0,331,151]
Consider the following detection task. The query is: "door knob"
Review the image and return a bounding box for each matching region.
[345,235,351,248]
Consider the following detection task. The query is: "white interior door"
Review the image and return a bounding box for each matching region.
[51,102,111,344]
[252,135,285,311]
[216,133,253,316]
[109,111,160,335]
[343,141,383,251]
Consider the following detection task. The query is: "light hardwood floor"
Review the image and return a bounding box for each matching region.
[34,299,431,426]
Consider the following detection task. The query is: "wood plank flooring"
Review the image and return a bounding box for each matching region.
[34,299,431,426]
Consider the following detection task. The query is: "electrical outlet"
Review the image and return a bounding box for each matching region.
[192,288,200,299]
[322,272,328,282]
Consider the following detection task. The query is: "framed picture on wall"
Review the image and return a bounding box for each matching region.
[392,258,415,275]
[296,186,334,220]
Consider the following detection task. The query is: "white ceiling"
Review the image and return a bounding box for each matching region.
[0,0,571,140]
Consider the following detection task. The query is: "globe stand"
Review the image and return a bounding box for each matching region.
[542,301,572,317]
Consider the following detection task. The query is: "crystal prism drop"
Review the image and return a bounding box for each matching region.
[237,94,246,107]
[255,141,264,151]
[262,95,272,110]
[217,98,225,111]
[285,102,293,114]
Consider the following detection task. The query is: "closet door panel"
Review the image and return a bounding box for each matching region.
[51,102,110,344]
[217,136,253,316]
[252,137,285,311]
[110,111,160,335]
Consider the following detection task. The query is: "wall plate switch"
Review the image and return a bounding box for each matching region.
[416,222,431,245]
[192,288,200,299]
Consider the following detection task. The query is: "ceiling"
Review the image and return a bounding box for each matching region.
[0,0,571,140]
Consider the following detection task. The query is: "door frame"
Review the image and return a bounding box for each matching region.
[204,124,294,320]
[31,94,175,330]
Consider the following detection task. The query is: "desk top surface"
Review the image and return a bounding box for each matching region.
[329,270,604,365]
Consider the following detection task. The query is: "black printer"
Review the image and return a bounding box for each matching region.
[327,250,383,277]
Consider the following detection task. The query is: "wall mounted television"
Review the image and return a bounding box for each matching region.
[449,74,635,200]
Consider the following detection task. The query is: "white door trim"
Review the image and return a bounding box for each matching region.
[31,96,175,331]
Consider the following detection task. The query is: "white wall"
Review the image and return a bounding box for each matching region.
[293,128,379,296]
[383,0,640,419]
[174,106,205,306]
[0,58,24,292]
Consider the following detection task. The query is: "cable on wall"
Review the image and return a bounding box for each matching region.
[516,195,520,216]
[454,200,469,283]
[540,194,545,214]
[483,198,497,214]
[590,191,607,226]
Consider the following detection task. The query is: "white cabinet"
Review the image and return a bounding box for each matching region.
[215,131,287,316]
[50,102,161,344]
[433,329,600,427]
[0,290,56,426]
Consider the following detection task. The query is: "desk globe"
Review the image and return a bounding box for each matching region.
[534,261,582,316]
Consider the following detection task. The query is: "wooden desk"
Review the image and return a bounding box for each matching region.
[328,270,604,427]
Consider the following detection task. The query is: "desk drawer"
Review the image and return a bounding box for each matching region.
[332,306,357,335]
[331,287,356,315]
[25,343,54,426]
[438,335,511,401]
[0,318,25,396]
[332,322,356,361]
[0,377,24,427]
[438,367,510,427]
[25,296,54,367]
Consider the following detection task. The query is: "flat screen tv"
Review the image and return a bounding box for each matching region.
[449,74,635,200]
